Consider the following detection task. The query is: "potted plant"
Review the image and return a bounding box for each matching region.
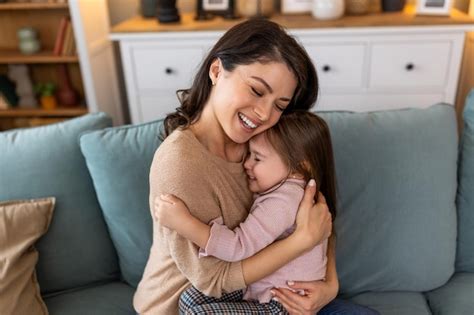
[35,82,57,110]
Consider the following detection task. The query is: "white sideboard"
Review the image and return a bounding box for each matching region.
[111,13,474,124]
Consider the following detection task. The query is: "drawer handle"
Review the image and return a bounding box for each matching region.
[405,63,415,71]
[165,67,174,74]
[322,65,331,72]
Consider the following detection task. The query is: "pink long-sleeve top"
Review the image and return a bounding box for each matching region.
[199,178,328,303]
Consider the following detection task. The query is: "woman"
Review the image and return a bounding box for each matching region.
[134,18,374,315]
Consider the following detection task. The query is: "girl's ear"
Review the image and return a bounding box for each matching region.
[300,160,311,173]
[209,58,222,85]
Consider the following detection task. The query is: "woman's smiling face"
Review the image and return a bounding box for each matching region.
[208,59,297,144]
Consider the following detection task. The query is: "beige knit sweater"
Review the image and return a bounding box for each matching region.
[133,129,253,314]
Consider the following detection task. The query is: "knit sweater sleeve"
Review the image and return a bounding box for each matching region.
[200,183,303,262]
[149,134,246,297]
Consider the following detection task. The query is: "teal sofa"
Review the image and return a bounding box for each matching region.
[1,93,474,315]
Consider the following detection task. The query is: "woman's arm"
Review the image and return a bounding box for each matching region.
[241,180,333,285]
[271,234,339,314]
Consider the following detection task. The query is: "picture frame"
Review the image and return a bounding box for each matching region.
[195,0,238,20]
[416,0,453,16]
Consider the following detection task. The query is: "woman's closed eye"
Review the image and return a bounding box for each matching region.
[251,87,263,97]
[251,86,286,111]
[275,103,286,112]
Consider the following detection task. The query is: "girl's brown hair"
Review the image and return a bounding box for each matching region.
[163,18,318,137]
[265,111,337,220]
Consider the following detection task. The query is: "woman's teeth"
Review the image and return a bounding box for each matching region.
[239,113,257,129]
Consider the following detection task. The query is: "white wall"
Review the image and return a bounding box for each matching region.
[107,0,140,26]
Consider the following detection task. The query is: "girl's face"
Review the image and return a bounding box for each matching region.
[244,133,290,193]
[209,60,297,144]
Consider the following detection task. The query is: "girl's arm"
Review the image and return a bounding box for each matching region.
[155,194,210,249]
[155,179,333,286]
[156,183,302,262]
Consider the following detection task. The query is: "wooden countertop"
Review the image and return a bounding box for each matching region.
[111,5,474,34]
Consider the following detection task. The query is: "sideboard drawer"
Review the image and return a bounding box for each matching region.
[304,43,366,89]
[138,94,180,123]
[369,41,451,89]
[133,46,207,90]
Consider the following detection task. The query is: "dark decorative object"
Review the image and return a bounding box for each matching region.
[382,0,406,11]
[156,0,180,23]
[0,75,19,108]
[196,0,238,20]
[56,65,79,107]
[141,0,157,18]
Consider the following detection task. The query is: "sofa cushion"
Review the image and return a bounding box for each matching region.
[43,281,135,315]
[424,272,474,315]
[79,120,163,287]
[319,104,458,295]
[0,198,55,315]
[350,291,431,315]
[456,89,474,272]
[0,113,119,293]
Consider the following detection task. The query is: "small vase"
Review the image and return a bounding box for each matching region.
[238,0,274,17]
[17,27,41,55]
[56,65,79,107]
[19,39,40,55]
[312,0,345,20]
[346,0,370,15]
[40,95,57,110]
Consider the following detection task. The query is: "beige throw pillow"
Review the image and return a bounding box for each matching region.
[0,197,55,315]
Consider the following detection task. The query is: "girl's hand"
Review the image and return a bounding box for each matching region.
[154,194,191,230]
[293,179,332,251]
[272,279,338,314]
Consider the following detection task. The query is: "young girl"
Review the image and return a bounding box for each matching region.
[155,111,339,314]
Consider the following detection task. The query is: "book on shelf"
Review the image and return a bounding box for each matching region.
[53,16,69,56]
[53,16,76,56]
[61,21,73,55]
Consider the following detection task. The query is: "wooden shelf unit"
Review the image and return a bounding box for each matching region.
[0,1,87,130]
[0,107,87,117]
[0,49,78,63]
[0,2,69,10]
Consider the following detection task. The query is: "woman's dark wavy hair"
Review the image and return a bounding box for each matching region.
[162,18,319,138]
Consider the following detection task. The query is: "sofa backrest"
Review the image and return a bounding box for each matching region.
[0,113,119,294]
[319,104,458,296]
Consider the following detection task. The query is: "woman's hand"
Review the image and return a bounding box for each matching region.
[154,194,191,230]
[293,179,332,251]
[272,279,338,315]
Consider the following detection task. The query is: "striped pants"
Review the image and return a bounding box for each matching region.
[179,286,288,314]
